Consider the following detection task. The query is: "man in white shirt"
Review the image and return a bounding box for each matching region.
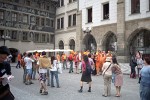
[24,53,34,85]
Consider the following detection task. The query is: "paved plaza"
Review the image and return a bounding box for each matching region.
[10,63,140,100]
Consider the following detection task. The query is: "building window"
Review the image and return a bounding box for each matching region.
[11,31,17,40]
[41,18,45,26]
[68,14,76,27]
[18,14,22,22]
[73,14,76,26]
[59,40,64,49]
[131,0,140,14]
[69,39,75,51]
[58,0,64,7]
[0,11,4,20]
[22,32,28,41]
[42,34,46,42]
[46,5,50,10]
[68,15,72,27]
[36,17,40,26]
[50,35,54,43]
[35,33,39,42]
[47,34,49,42]
[61,17,64,29]
[87,8,92,23]
[30,16,35,23]
[23,14,28,23]
[103,3,109,19]
[46,19,50,26]
[12,13,17,21]
[57,19,60,29]
[50,20,54,27]
[57,17,64,29]
[69,0,76,3]
[26,0,31,6]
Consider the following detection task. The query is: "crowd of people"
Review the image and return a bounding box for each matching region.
[1,46,150,100]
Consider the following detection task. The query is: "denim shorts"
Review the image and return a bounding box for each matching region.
[26,69,32,76]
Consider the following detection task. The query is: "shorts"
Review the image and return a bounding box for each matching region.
[26,69,32,76]
[39,73,47,82]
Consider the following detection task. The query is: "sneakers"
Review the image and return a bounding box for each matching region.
[25,82,30,85]
[41,91,48,95]
[39,90,42,93]
[78,89,82,93]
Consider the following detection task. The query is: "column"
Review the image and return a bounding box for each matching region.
[117,0,127,62]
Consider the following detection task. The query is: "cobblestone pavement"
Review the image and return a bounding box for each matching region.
[9,63,140,100]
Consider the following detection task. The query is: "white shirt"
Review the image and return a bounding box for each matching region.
[50,60,58,71]
[24,57,34,69]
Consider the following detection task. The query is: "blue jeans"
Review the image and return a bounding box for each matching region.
[51,71,59,87]
[63,60,67,69]
[32,67,36,79]
[69,61,73,73]
[16,61,20,68]
[140,84,150,100]
[47,69,50,85]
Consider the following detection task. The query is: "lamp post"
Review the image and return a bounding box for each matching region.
[1,35,10,46]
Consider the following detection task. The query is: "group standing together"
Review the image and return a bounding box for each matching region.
[1,46,150,100]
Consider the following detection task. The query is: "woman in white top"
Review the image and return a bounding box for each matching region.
[102,57,112,97]
[50,56,60,88]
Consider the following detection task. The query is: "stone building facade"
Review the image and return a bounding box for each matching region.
[77,0,150,62]
[55,0,77,51]
[0,0,56,61]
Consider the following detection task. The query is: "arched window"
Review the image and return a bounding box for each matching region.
[69,39,75,50]
[59,40,64,49]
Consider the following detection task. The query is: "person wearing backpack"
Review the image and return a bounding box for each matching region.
[78,55,92,93]
[37,51,51,95]
[68,52,74,73]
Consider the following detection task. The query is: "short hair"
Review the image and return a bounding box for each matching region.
[0,46,10,55]
[42,51,46,55]
[144,56,150,65]
[28,53,32,57]
[88,53,91,58]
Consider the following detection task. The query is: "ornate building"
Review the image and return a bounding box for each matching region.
[76,0,150,62]
[0,0,56,61]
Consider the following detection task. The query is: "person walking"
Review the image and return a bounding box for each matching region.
[140,55,150,100]
[130,53,137,78]
[111,57,123,97]
[102,57,112,97]
[16,53,21,68]
[78,55,92,93]
[37,51,51,95]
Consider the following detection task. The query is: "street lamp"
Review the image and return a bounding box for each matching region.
[1,35,11,46]
[83,27,91,34]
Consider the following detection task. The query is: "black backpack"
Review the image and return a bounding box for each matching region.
[85,63,92,75]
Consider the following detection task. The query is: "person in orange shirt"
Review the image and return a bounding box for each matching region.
[16,53,21,68]
[101,51,106,66]
[95,50,102,75]
[68,52,74,73]
[61,52,67,69]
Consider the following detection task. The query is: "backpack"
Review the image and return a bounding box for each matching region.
[20,58,25,67]
[85,62,92,75]
[68,55,73,61]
